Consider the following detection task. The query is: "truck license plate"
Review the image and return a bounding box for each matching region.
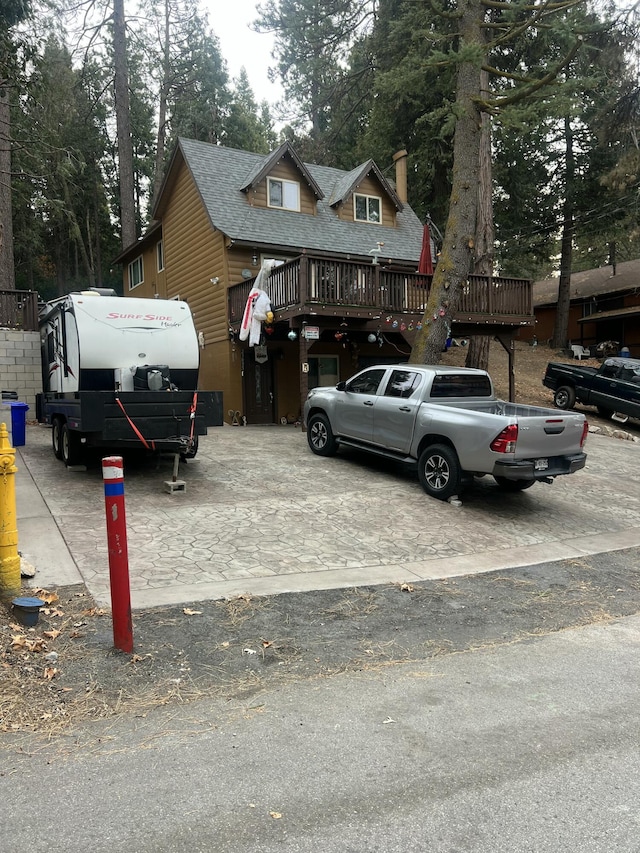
[535,458,549,470]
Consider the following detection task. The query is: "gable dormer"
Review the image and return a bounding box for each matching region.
[240,141,324,215]
[329,159,403,227]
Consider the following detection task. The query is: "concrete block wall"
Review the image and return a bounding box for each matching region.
[0,329,42,415]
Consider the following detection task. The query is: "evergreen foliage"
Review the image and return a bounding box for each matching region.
[3,0,639,303]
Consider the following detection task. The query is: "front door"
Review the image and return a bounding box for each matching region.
[243,350,274,424]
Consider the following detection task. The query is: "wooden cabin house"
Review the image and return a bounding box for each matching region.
[530,259,640,357]
[115,139,534,424]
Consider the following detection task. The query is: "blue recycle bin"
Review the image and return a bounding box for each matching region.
[5,401,29,446]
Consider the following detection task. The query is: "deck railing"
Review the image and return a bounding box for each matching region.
[228,254,532,325]
[0,290,40,331]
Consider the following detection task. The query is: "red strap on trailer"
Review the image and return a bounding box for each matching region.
[115,397,156,451]
[189,392,198,441]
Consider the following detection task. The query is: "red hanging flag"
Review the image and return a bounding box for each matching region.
[418,222,433,275]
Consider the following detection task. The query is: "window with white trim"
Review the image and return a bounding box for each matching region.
[268,177,300,211]
[354,193,381,223]
[156,240,164,272]
[128,256,143,289]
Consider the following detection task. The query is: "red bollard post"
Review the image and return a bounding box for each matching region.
[102,456,134,653]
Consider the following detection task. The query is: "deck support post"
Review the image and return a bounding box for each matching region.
[495,333,516,402]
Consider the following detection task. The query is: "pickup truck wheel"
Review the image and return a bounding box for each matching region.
[61,422,83,466]
[51,418,64,460]
[307,413,337,457]
[494,476,535,492]
[418,444,462,501]
[553,385,576,410]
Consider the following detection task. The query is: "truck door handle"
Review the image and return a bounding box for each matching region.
[399,406,412,412]
[363,400,374,406]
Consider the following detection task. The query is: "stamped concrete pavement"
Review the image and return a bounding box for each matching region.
[14,422,640,609]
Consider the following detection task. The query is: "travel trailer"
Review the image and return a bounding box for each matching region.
[36,290,223,464]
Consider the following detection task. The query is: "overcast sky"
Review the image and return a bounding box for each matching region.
[206,0,283,106]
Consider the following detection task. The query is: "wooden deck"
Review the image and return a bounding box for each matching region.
[228,253,534,337]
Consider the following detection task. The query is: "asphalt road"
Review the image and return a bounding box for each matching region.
[2,604,639,853]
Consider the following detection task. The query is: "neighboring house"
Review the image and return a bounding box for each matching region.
[531,259,640,356]
[115,139,533,424]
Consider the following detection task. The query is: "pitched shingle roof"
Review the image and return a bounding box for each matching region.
[533,259,640,306]
[170,138,425,264]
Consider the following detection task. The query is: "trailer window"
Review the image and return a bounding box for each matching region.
[128,256,143,290]
[46,330,55,365]
[430,374,492,398]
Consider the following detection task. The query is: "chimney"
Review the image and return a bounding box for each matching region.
[392,149,408,203]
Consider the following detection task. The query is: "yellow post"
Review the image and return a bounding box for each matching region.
[0,422,20,603]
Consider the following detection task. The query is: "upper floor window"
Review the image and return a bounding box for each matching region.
[268,177,300,211]
[128,256,143,290]
[156,240,164,272]
[354,193,381,223]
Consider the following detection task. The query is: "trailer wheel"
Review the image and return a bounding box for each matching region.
[61,423,83,466]
[553,385,576,410]
[52,418,64,460]
[417,443,462,501]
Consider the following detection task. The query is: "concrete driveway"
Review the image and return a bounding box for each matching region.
[15,422,640,609]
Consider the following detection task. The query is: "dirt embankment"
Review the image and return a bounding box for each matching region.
[440,339,592,407]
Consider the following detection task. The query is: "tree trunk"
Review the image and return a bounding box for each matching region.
[410,0,483,365]
[466,68,493,371]
[61,175,96,287]
[552,115,574,350]
[113,0,137,249]
[0,80,15,290]
[151,0,170,211]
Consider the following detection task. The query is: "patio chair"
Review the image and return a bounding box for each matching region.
[571,345,591,360]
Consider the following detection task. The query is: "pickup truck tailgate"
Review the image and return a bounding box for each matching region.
[512,411,586,458]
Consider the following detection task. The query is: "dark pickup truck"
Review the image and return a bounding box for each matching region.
[543,357,640,421]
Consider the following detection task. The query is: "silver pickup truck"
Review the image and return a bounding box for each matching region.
[303,364,588,500]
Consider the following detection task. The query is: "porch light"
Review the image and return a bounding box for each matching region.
[288,330,297,341]
[252,251,258,266]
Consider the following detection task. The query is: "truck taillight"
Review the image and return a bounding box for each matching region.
[490,423,518,454]
[580,420,589,448]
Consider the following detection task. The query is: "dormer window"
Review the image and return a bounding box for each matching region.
[268,177,300,211]
[354,193,381,223]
